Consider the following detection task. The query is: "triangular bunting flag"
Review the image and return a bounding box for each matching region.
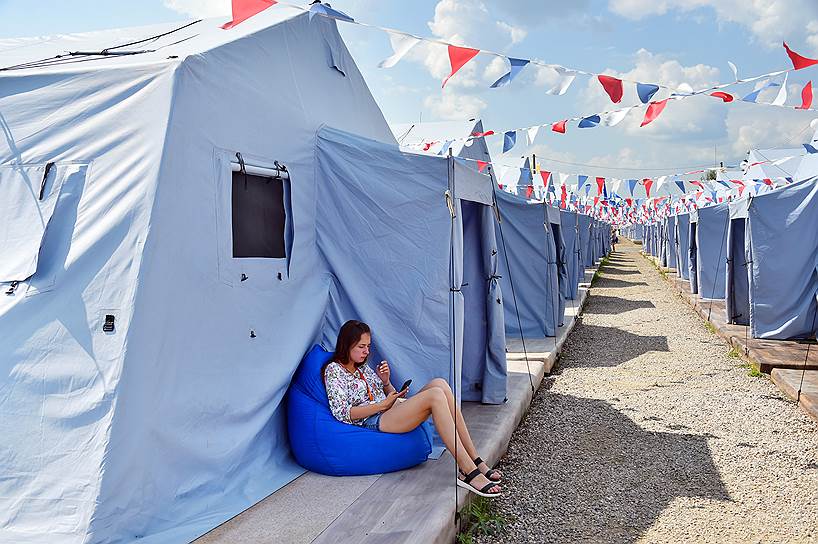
[552,120,567,134]
[442,45,480,88]
[222,0,278,29]
[527,126,540,145]
[626,179,638,195]
[598,75,624,103]
[600,108,631,127]
[309,3,354,22]
[640,99,669,127]
[476,160,489,172]
[784,42,818,70]
[578,115,601,128]
[490,57,530,88]
[502,130,517,153]
[798,81,813,110]
[379,32,422,68]
[545,66,577,96]
[636,83,660,104]
[643,178,654,198]
[771,73,788,106]
[710,91,734,102]
[596,177,605,196]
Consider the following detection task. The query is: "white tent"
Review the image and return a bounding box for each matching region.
[0,8,399,543]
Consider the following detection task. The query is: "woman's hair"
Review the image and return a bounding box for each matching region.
[323,320,371,378]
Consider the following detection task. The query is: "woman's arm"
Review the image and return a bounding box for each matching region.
[349,401,386,421]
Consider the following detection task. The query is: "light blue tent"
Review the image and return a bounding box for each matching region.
[585,218,599,267]
[688,210,699,294]
[675,213,690,280]
[725,197,751,325]
[0,13,507,543]
[746,177,818,339]
[495,191,566,338]
[560,209,582,300]
[578,213,593,270]
[316,127,507,404]
[664,215,677,269]
[696,202,730,300]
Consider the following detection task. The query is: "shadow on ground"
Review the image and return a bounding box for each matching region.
[557,323,669,368]
[492,394,730,544]
[584,295,656,315]
[595,277,648,288]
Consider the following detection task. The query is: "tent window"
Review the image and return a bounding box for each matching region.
[0,163,66,284]
[231,172,286,258]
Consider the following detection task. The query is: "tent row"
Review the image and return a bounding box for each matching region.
[0,12,611,544]
[636,177,818,340]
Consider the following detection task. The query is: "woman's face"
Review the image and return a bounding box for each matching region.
[349,332,371,366]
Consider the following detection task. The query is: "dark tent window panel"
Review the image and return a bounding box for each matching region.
[231,172,286,258]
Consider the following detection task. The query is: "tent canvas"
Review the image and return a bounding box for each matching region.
[747,177,818,339]
[664,215,677,269]
[560,209,583,300]
[725,197,751,325]
[695,203,730,301]
[495,191,565,338]
[0,11,503,543]
[315,127,507,404]
[675,213,690,280]
[688,210,699,294]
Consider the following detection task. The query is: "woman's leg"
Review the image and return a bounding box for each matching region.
[419,379,502,480]
[379,388,500,493]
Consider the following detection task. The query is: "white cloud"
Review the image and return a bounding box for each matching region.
[608,0,818,54]
[726,105,816,155]
[496,21,527,45]
[163,0,229,18]
[422,90,487,120]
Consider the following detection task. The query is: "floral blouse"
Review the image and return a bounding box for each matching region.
[324,361,387,425]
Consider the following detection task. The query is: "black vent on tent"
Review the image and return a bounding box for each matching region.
[231,172,287,259]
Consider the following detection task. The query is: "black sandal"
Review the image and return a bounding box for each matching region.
[456,468,502,498]
[474,456,502,483]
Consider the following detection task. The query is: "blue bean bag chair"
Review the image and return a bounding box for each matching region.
[287,344,432,476]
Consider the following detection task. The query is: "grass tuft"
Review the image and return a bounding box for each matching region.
[727,346,741,358]
[704,321,717,334]
[457,497,509,544]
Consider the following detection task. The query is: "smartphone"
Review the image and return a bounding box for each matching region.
[399,379,412,392]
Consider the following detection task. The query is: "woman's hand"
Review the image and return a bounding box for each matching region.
[376,360,391,385]
[379,389,407,411]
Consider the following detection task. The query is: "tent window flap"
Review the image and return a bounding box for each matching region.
[231,172,286,259]
[0,164,66,282]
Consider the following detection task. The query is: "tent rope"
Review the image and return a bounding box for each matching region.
[490,175,535,396]
[797,310,818,404]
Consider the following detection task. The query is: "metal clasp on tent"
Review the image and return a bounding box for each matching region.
[5,281,19,295]
[39,162,54,201]
[230,155,290,182]
[444,190,455,218]
[102,314,115,333]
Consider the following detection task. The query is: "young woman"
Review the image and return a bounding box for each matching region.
[323,320,502,497]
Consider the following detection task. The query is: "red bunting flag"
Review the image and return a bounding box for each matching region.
[783,42,818,70]
[798,81,813,109]
[738,185,746,197]
[762,178,773,186]
[598,75,624,103]
[690,180,704,189]
[471,130,495,138]
[560,183,567,208]
[626,198,633,207]
[552,120,567,134]
[710,91,734,102]
[221,0,277,29]
[641,99,669,127]
[540,170,551,185]
[442,45,480,88]
[643,178,654,198]
[498,184,504,190]
[476,160,489,173]
[596,177,605,195]
[526,185,534,199]
[422,141,438,151]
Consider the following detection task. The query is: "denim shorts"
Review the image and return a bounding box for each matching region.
[361,413,382,431]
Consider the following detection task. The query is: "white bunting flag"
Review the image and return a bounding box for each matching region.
[771,73,788,106]
[378,31,421,68]
[728,61,739,81]
[545,66,577,96]
[600,107,632,127]
[527,126,540,145]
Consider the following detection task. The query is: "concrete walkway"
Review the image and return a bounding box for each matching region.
[478,242,818,544]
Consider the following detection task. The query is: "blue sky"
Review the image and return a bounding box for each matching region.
[2,0,817,180]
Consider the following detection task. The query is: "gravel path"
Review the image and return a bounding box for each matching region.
[477,241,818,544]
